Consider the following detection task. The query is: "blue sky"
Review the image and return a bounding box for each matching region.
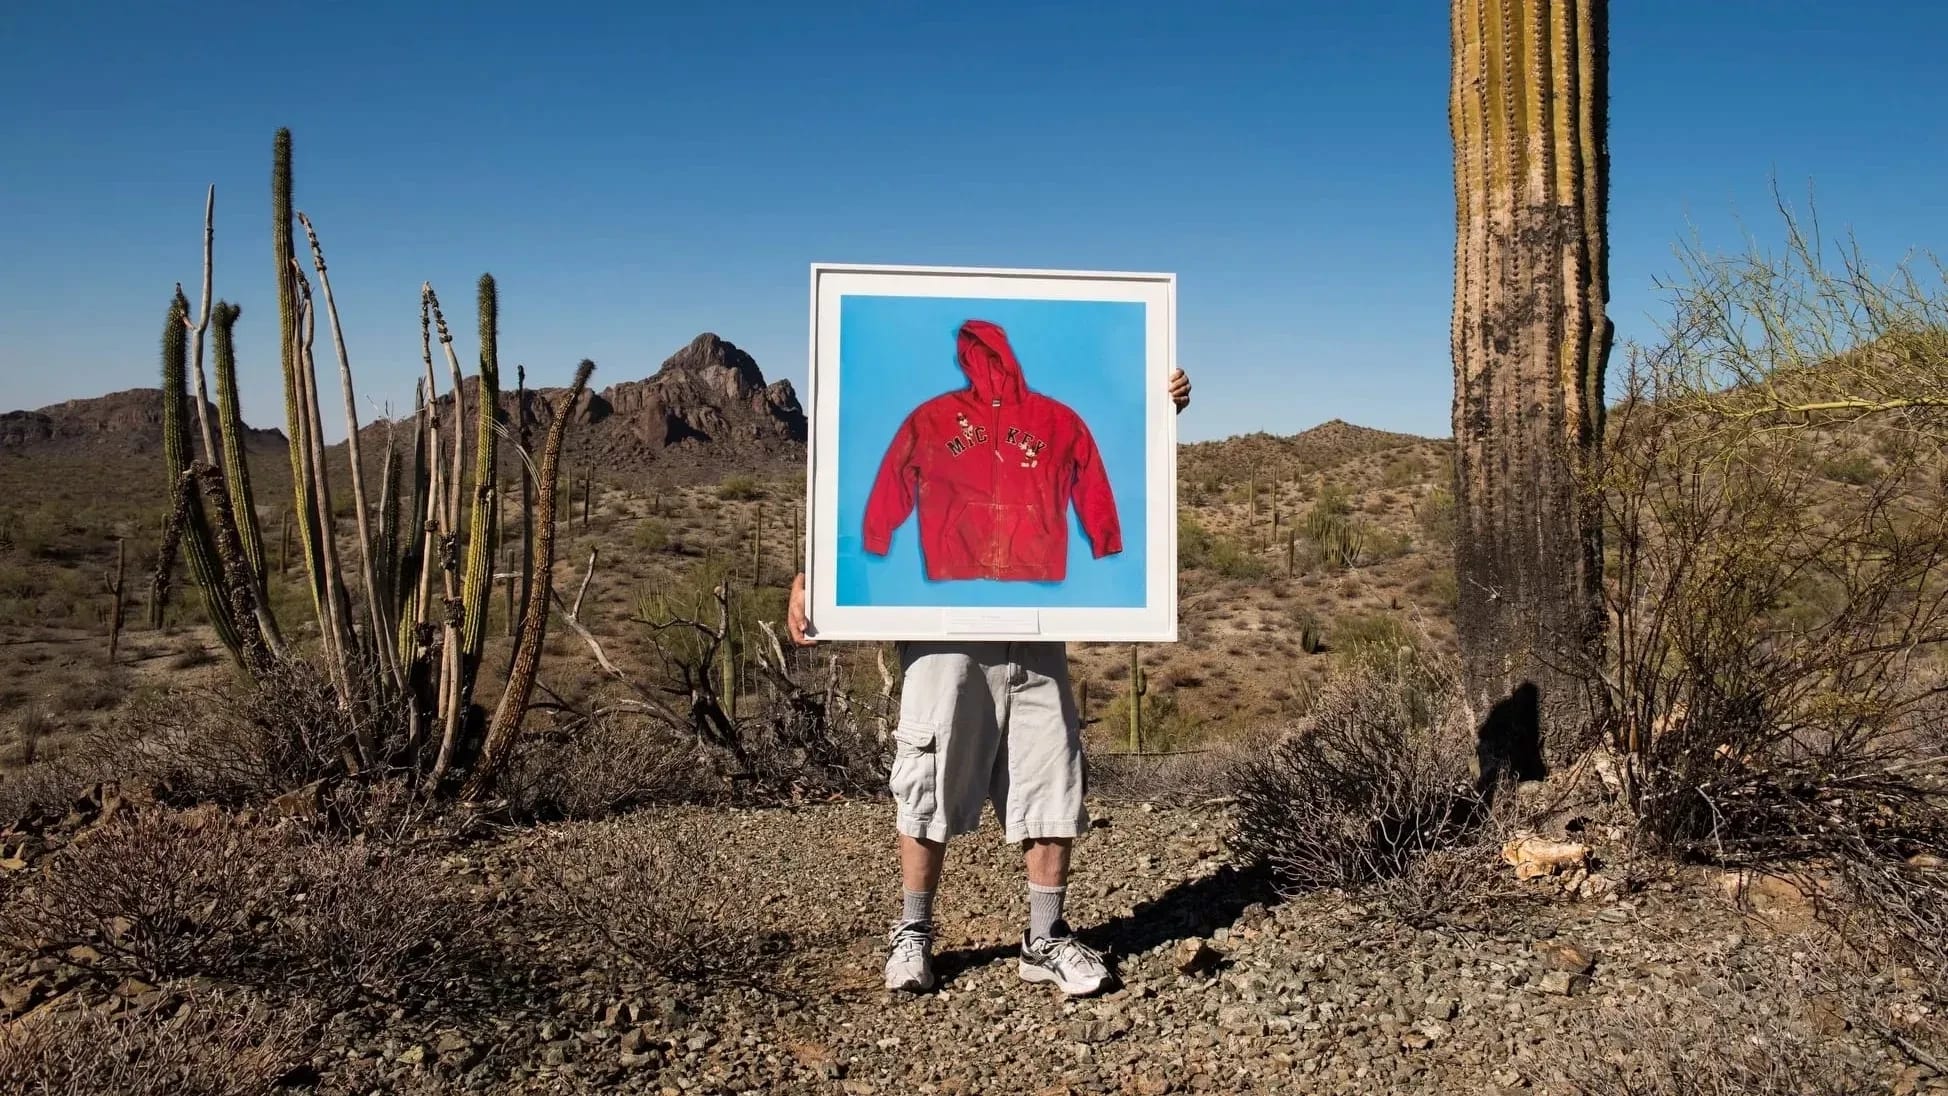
[3,1,1944,443]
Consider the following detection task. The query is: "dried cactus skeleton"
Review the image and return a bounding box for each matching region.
[150,128,590,799]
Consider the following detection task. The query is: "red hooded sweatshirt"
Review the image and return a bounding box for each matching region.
[863,319,1121,582]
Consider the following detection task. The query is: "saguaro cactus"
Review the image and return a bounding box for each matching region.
[1449,0,1611,763]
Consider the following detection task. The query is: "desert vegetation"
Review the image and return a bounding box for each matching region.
[1,3,1947,1090]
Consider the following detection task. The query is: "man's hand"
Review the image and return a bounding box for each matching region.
[787,572,817,646]
[1170,367,1192,412]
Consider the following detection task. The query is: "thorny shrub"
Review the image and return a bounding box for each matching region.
[59,657,407,807]
[0,810,485,1006]
[499,715,710,820]
[1228,650,1503,898]
[524,813,785,984]
[0,988,319,1096]
[1587,211,1948,984]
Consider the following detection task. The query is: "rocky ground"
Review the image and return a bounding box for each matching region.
[13,797,1908,1096]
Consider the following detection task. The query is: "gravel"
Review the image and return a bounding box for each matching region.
[2,798,1939,1094]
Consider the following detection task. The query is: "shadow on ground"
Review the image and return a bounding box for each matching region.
[932,862,1280,987]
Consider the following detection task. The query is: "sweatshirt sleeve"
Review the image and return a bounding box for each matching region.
[862,413,920,555]
[1069,416,1123,558]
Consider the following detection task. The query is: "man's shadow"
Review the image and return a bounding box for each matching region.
[931,861,1277,985]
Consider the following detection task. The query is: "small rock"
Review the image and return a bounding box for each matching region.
[1174,938,1221,975]
[396,1044,428,1066]
[1501,835,1591,880]
[1532,940,1597,975]
[1538,970,1589,997]
[1401,1033,1434,1051]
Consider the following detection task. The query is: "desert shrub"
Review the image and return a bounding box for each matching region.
[1380,455,1424,489]
[1100,687,1203,753]
[1415,484,1456,548]
[0,810,482,1005]
[524,813,782,983]
[1228,653,1487,893]
[0,988,318,1096]
[1816,449,1879,485]
[632,517,671,553]
[500,715,707,820]
[1289,608,1327,654]
[1329,612,1419,672]
[1587,210,1948,983]
[1558,995,1871,1096]
[69,659,406,805]
[1178,513,1265,579]
[1362,526,1414,562]
[715,475,762,501]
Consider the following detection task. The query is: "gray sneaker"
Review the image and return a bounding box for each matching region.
[1018,922,1112,996]
[884,919,935,992]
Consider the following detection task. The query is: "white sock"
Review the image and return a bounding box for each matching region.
[1028,882,1067,941]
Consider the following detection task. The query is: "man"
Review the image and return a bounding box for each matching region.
[786,365,1192,997]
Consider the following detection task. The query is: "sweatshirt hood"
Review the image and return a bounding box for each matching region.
[957,320,1026,405]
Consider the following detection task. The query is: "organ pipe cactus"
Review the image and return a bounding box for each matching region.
[464,359,596,800]
[158,291,242,658]
[149,126,587,797]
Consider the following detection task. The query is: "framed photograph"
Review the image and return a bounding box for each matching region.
[802,263,1178,643]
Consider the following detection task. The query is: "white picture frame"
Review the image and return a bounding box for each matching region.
[802,262,1178,644]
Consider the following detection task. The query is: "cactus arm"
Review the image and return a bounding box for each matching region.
[160,291,243,660]
[464,358,596,800]
[297,210,400,689]
[186,186,220,466]
[274,129,328,631]
[458,274,501,668]
[211,301,285,655]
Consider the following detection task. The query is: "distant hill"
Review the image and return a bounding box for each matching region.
[0,389,287,458]
[2,334,806,484]
[1180,419,1445,487]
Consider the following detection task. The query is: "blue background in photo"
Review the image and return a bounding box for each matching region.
[834,295,1148,608]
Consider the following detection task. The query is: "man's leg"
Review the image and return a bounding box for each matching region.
[999,642,1111,996]
[1023,836,1072,944]
[885,643,1004,992]
[899,834,947,925]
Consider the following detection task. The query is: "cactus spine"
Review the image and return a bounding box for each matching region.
[1449,0,1611,743]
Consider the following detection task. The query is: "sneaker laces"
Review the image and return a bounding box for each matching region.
[1042,934,1106,970]
[889,920,932,961]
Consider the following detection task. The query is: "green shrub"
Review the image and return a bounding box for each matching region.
[716,476,763,501]
[1364,527,1415,562]
[1100,688,1203,753]
[1179,514,1265,579]
[1817,451,1878,485]
[1415,487,1456,548]
[1330,613,1420,672]
[632,518,671,553]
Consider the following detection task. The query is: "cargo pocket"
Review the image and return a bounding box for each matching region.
[888,722,939,822]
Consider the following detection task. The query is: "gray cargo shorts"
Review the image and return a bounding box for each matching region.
[887,640,1088,845]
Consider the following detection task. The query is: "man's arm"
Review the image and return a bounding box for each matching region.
[785,366,1191,646]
